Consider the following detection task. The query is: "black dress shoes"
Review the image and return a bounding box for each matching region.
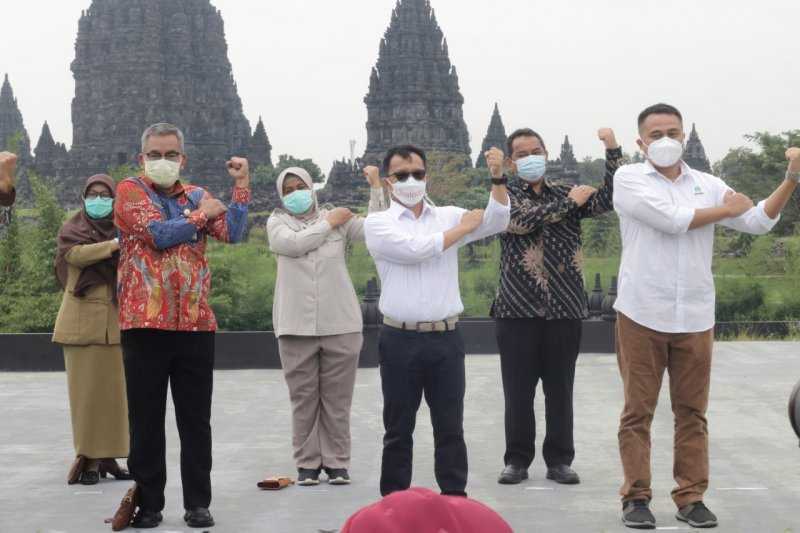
[497,464,529,485]
[131,510,163,529]
[184,507,215,528]
[546,464,580,484]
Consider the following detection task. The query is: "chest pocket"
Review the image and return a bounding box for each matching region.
[318,232,346,259]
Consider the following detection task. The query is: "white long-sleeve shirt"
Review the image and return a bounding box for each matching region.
[613,161,779,333]
[365,195,510,323]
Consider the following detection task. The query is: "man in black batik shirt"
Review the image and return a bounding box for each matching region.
[491,127,623,486]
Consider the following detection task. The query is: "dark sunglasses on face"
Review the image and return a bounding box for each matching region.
[392,170,426,182]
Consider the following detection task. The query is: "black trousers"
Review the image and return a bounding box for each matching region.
[121,329,215,512]
[496,318,581,469]
[378,326,468,497]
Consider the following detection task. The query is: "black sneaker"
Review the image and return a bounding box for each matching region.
[131,509,163,529]
[324,468,351,485]
[676,501,718,528]
[184,507,215,528]
[622,499,656,529]
[297,467,321,486]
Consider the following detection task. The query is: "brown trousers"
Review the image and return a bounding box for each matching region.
[616,313,713,509]
[278,332,362,470]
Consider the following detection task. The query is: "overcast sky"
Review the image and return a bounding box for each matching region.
[3,0,799,172]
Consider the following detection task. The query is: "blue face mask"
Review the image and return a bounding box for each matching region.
[84,197,114,219]
[515,155,547,183]
[283,189,314,215]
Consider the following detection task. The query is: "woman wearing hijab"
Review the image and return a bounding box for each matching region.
[53,174,131,485]
[268,165,385,486]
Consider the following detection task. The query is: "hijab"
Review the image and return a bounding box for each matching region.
[55,174,119,302]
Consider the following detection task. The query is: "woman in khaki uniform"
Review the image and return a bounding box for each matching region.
[53,174,131,485]
[267,166,385,486]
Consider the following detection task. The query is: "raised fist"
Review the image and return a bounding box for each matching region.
[227,157,250,187]
[723,190,754,218]
[568,185,597,207]
[786,147,800,174]
[363,166,382,188]
[326,207,354,228]
[0,151,17,193]
[597,128,619,150]
[484,147,505,179]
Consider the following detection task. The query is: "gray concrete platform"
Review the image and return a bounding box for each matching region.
[1,342,799,532]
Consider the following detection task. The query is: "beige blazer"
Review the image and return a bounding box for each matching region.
[268,188,386,338]
[52,240,120,346]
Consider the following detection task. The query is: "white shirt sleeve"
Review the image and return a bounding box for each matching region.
[463,194,511,245]
[713,180,780,235]
[364,213,445,265]
[613,167,695,235]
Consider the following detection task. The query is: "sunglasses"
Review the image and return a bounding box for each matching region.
[391,170,426,182]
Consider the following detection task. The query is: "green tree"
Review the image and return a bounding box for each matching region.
[251,154,325,189]
[716,130,800,235]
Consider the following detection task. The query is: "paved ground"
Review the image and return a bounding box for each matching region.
[1,342,799,533]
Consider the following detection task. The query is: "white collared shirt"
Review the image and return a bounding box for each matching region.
[613,161,779,333]
[365,195,510,323]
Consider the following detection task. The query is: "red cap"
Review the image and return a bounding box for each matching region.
[341,487,513,533]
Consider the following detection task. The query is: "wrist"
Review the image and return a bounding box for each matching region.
[786,170,800,183]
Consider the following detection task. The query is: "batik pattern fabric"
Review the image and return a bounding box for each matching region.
[114,176,250,331]
[491,148,623,320]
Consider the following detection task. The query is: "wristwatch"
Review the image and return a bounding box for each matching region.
[786,170,800,183]
[491,176,508,186]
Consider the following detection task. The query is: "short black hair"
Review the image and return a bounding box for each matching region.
[506,128,547,156]
[382,145,427,175]
[638,103,683,129]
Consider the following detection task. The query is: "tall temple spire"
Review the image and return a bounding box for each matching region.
[248,116,273,168]
[363,0,471,165]
[476,103,508,168]
[544,134,580,185]
[683,123,712,172]
[70,1,255,192]
[0,74,32,165]
[34,121,60,178]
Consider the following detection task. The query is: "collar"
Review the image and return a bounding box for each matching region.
[643,160,692,183]
[388,199,433,220]
[139,175,186,197]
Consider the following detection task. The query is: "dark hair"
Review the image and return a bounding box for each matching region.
[506,128,547,156]
[382,145,427,175]
[638,103,683,129]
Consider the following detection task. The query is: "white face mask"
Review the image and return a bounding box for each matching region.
[644,137,684,168]
[145,159,181,187]
[391,178,427,207]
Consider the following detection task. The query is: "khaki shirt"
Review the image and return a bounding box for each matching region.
[268,188,386,338]
[52,240,120,346]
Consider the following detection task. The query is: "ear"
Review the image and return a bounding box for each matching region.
[180,154,188,170]
[636,139,646,152]
[137,153,145,168]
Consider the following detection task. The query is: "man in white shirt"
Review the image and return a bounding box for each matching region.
[364,145,510,496]
[612,103,800,530]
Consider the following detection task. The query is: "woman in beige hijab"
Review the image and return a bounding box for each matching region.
[267,166,385,486]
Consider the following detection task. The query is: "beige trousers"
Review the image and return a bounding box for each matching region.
[278,332,363,469]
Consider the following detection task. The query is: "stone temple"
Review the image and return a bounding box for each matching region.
[476,103,507,168]
[0,75,32,168]
[362,0,471,166]
[683,123,712,173]
[67,0,271,194]
[546,135,581,185]
[0,0,274,205]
